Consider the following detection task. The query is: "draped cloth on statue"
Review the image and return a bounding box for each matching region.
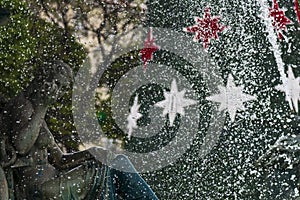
[9,153,158,199]
[62,154,159,200]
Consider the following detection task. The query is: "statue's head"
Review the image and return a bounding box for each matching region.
[27,60,74,106]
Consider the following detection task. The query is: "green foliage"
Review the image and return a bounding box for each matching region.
[0,0,86,151]
[0,1,37,98]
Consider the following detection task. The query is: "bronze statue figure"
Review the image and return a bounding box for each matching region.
[0,61,158,199]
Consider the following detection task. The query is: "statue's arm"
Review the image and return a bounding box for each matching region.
[49,143,96,170]
[44,123,108,170]
[12,104,48,155]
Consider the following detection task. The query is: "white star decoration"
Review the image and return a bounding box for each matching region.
[275,66,300,112]
[127,95,143,138]
[206,74,256,122]
[155,79,197,126]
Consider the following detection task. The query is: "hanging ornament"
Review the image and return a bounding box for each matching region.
[206,74,256,122]
[183,7,226,48]
[154,79,197,127]
[275,66,300,112]
[127,95,143,139]
[269,0,292,40]
[97,111,107,123]
[139,28,159,70]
